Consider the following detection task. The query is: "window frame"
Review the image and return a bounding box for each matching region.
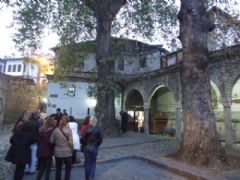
[7,65,12,72]
[12,65,17,72]
[17,64,22,72]
[118,58,124,71]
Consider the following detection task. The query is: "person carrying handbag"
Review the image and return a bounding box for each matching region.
[80,116,103,180]
[50,116,73,180]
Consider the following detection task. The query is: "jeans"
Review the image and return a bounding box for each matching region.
[36,156,52,180]
[55,157,72,180]
[25,143,37,173]
[14,164,26,180]
[84,145,98,180]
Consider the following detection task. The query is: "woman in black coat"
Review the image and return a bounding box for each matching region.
[80,116,103,180]
[5,121,35,180]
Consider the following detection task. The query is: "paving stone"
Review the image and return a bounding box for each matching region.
[1,130,240,180]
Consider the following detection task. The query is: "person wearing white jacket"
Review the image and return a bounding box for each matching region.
[68,116,80,164]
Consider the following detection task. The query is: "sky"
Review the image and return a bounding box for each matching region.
[0,6,59,58]
[0,1,239,59]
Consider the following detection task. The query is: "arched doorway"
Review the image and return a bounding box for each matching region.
[210,81,224,141]
[231,79,240,143]
[125,89,144,132]
[149,86,175,134]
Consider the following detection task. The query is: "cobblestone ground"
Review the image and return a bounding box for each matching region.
[0,125,14,180]
[3,130,240,180]
[77,132,178,163]
[1,130,179,180]
[22,158,187,180]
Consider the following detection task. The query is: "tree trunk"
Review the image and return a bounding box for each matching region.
[176,0,227,168]
[86,0,126,137]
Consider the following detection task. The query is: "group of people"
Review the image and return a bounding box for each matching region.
[5,108,103,180]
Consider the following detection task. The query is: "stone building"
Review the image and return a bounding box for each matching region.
[47,39,168,119]
[47,38,240,148]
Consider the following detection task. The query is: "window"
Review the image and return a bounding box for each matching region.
[23,64,26,72]
[118,58,124,71]
[17,64,22,72]
[139,56,146,67]
[12,65,16,72]
[7,65,12,72]
[68,85,75,97]
[0,65,2,72]
[50,94,58,98]
[73,61,84,72]
[78,61,84,69]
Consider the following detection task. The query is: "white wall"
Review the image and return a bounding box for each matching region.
[23,63,38,81]
[0,62,4,73]
[139,52,161,73]
[115,96,122,120]
[83,54,96,72]
[114,51,161,74]
[47,81,96,119]
[47,80,122,120]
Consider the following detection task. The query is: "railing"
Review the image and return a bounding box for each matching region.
[160,51,183,69]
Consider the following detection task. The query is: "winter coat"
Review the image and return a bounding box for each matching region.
[29,118,41,142]
[80,124,89,136]
[5,130,35,164]
[37,127,54,158]
[50,127,73,158]
[68,122,80,150]
[80,126,103,149]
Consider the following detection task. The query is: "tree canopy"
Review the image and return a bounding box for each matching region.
[6,0,178,60]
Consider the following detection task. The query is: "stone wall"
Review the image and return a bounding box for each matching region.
[0,74,11,129]
[123,46,240,144]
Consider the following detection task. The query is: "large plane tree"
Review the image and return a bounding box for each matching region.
[5,0,177,136]
[176,0,230,168]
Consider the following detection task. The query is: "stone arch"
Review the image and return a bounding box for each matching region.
[147,84,176,133]
[124,89,144,132]
[229,74,240,99]
[231,78,240,143]
[210,80,224,141]
[210,80,222,109]
[146,84,177,104]
[125,89,144,110]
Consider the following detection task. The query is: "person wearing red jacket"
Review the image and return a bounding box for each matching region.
[80,116,90,136]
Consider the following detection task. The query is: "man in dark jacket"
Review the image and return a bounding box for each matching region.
[56,108,63,126]
[120,110,129,133]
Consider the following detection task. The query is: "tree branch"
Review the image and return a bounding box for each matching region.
[84,0,96,11]
[110,0,127,18]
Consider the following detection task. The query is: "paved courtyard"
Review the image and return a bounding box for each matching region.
[1,128,240,180]
[21,158,187,180]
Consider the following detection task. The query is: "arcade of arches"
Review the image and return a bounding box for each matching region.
[122,52,240,147]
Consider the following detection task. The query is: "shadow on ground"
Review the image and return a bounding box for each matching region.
[21,158,186,180]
